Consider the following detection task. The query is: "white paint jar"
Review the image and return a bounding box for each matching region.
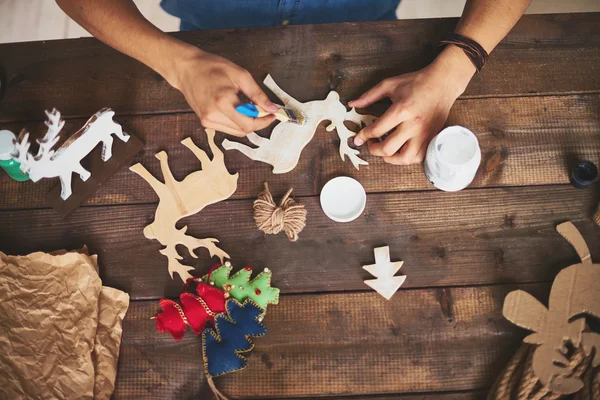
[424,126,481,192]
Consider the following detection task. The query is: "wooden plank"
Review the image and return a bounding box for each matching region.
[0,93,598,210]
[286,392,487,400]
[0,14,598,122]
[114,284,549,399]
[0,185,597,300]
[288,392,488,400]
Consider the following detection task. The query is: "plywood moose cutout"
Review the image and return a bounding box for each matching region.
[222,74,377,174]
[130,129,238,281]
[12,108,130,200]
[502,221,600,394]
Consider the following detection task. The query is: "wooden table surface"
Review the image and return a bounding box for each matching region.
[1,13,599,399]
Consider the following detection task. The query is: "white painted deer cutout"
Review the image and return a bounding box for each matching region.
[129,129,238,281]
[222,74,377,174]
[503,221,600,394]
[12,108,129,200]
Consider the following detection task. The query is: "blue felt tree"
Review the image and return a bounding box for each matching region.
[202,299,267,378]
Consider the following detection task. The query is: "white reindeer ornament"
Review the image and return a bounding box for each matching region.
[223,75,377,173]
[12,108,130,200]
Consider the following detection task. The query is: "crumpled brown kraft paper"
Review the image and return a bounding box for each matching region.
[0,248,129,400]
[93,287,129,400]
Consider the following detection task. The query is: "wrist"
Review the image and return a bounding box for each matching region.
[431,45,476,98]
[156,38,204,91]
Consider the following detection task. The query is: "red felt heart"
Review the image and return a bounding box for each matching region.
[155,299,187,341]
[194,283,227,314]
[154,283,227,340]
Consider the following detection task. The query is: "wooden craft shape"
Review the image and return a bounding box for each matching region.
[13,108,130,200]
[362,246,406,300]
[222,74,377,174]
[503,221,600,394]
[129,129,238,282]
[46,132,143,219]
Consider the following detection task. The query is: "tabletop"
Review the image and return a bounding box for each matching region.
[1,12,599,399]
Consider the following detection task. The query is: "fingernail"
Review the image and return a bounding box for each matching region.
[354,137,364,146]
[266,101,278,112]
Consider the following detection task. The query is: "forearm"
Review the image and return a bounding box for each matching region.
[430,0,532,96]
[56,0,196,88]
[456,0,532,53]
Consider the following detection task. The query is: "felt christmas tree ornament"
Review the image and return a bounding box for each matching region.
[202,261,280,311]
[202,299,267,400]
[154,282,226,341]
[203,299,267,377]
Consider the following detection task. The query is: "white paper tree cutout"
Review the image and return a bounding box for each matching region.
[223,74,377,174]
[363,246,406,300]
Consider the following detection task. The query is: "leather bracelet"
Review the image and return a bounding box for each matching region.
[440,33,489,73]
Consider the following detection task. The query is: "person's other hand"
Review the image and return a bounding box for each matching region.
[349,46,476,165]
[172,49,278,136]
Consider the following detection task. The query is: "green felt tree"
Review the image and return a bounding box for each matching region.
[202,263,280,311]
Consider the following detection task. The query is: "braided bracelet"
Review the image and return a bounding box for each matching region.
[440,33,489,73]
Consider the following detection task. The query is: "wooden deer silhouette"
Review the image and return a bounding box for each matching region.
[13,108,129,200]
[130,129,238,281]
[503,221,600,394]
[222,74,376,174]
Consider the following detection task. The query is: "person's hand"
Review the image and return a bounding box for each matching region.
[171,48,278,136]
[349,46,476,165]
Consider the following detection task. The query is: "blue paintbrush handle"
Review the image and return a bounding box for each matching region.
[236,103,260,118]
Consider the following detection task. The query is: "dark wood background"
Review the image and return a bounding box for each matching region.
[1,13,599,399]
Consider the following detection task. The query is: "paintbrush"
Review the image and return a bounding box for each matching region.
[236,103,305,125]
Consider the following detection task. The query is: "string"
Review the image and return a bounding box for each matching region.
[253,182,307,242]
[207,376,229,400]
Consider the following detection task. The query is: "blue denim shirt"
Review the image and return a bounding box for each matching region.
[160,0,400,31]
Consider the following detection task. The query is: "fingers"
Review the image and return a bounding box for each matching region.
[198,107,246,137]
[203,121,245,137]
[354,104,409,146]
[224,104,276,134]
[367,123,412,157]
[382,136,428,165]
[213,90,276,135]
[348,79,392,109]
[235,70,278,113]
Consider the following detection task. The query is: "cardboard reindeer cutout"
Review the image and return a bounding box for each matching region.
[130,129,237,282]
[502,221,600,395]
[12,108,130,200]
[222,74,377,174]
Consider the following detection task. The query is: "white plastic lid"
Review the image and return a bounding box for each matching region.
[0,130,17,161]
[320,177,366,223]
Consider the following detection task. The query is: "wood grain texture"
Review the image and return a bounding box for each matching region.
[286,392,487,400]
[285,392,487,400]
[113,284,549,399]
[0,14,598,123]
[0,93,598,210]
[0,185,597,300]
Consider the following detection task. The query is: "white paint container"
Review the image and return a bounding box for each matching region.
[320,176,366,222]
[424,126,481,192]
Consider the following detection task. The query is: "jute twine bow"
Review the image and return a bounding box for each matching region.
[488,343,599,399]
[253,182,306,241]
